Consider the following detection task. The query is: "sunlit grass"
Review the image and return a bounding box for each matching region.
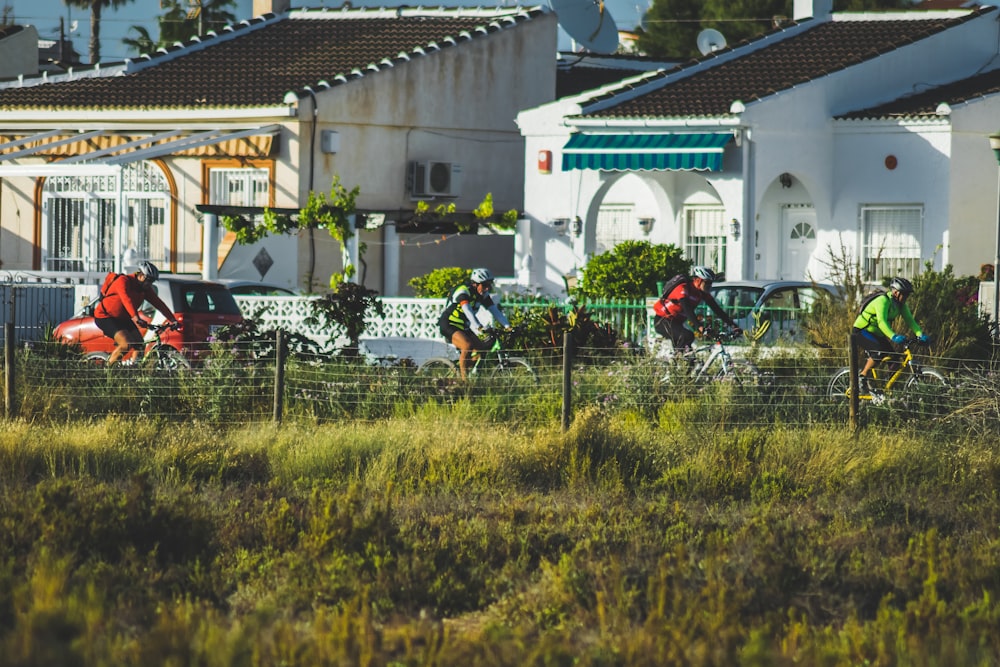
[4,378,1000,663]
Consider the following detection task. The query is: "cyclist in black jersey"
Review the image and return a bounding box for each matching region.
[437,267,510,379]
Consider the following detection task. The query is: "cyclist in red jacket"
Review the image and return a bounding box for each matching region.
[94,261,178,366]
[653,265,740,351]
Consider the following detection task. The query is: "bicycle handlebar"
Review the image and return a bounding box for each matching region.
[698,327,741,343]
[141,321,180,333]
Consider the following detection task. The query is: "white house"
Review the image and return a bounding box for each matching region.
[517,0,1000,297]
[0,3,557,295]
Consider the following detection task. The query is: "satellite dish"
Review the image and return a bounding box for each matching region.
[696,28,727,55]
[550,0,619,54]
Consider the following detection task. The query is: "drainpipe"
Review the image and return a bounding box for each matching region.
[741,128,754,280]
[302,87,318,292]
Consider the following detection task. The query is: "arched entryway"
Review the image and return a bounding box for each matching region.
[39,160,172,272]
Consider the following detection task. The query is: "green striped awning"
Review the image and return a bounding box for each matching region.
[561,132,732,172]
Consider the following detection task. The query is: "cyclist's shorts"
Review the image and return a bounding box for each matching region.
[95,316,140,340]
[440,323,465,344]
[852,328,894,360]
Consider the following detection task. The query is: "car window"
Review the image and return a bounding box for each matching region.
[709,286,763,319]
[761,288,798,313]
[796,287,825,313]
[178,286,242,315]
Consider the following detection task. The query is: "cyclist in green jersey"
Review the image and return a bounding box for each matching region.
[437,268,510,379]
[852,277,930,394]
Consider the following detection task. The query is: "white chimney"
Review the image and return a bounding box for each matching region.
[253,0,291,16]
[794,0,833,20]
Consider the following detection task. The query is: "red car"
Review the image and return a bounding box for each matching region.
[53,276,245,360]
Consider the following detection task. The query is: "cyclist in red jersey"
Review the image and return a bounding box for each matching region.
[94,261,178,366]
[653,265,740,351]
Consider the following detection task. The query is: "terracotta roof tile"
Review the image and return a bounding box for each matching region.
[0,8,542,111]
[839,66,1000,119]
[557,65,651,97]
[584,8,991,119]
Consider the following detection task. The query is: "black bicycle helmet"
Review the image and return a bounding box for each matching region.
[691,265,717,282]
[889,276,913,296]
[138,261,160,282]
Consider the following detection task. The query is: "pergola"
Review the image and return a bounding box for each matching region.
[0,125,281,277]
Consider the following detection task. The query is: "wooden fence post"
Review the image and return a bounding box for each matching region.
[4,322,13,420]
[849,334,859,433]
[273,328,285,424]
[562,331,572,432]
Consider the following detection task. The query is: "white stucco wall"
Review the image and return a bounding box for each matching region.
[0,12,557,297]
[292,12,559,295]
[517,9,1000,295]
[0,26,38,80]
[945,100,1000,279]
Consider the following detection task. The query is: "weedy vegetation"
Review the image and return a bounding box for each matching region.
[2,405,1000,665]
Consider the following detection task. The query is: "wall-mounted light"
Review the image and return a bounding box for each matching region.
[571,216,583,238]
[550,218,570,235]
[779,172,792,189]
[730,218,741,241]
[638,217,655,234]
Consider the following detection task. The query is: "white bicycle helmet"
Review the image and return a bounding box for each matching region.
[691,265,717,282]
[138,260,160,282]
[470,267,494,284]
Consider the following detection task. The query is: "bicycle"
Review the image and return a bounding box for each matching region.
[418,325,537,383]
[85,321,191,371]
[657,328,768,386]
[827,337,945,410]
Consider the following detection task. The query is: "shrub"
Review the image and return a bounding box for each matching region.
[909,262,994,361]
[575,241,690,301]
[409,267,471,298]
[305,281,385,357]
[804,245,993,361]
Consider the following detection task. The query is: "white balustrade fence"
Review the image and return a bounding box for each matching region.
[235,296,447,342]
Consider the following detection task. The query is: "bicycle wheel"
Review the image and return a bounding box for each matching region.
[714,359,764,386]
[902,368,948,417]
[84,351,110,367]
[489,356,538,385]
[418,357,458,378]
[143,345,192,371]
[827,368,852,399]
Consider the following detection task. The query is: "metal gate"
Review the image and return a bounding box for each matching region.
[0,284,78,345]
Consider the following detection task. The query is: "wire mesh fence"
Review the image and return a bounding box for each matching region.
[9,336,1000,434]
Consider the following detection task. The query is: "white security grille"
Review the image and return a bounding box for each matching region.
[683,206,727,273]
[861,206,922,281]
[595,204,633,254]
[209,168,270,206]
[42,162,171,271]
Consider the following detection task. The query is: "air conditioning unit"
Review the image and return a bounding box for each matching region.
[409,161,462,198]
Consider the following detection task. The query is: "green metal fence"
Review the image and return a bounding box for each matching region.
[504,299,651,345]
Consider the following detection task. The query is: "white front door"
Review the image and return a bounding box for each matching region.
[781,205,817,280]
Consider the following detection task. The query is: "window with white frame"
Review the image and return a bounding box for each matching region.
[683,206,727,273]
[595,204,633,254]
[860,205,922,281]
[208,168,270,207]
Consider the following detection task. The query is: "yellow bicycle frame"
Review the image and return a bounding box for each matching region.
[858,346,914,400]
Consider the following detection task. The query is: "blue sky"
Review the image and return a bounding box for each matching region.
[9,0,647,63]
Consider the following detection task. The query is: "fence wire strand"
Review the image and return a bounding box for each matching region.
[10,339,1000,433]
